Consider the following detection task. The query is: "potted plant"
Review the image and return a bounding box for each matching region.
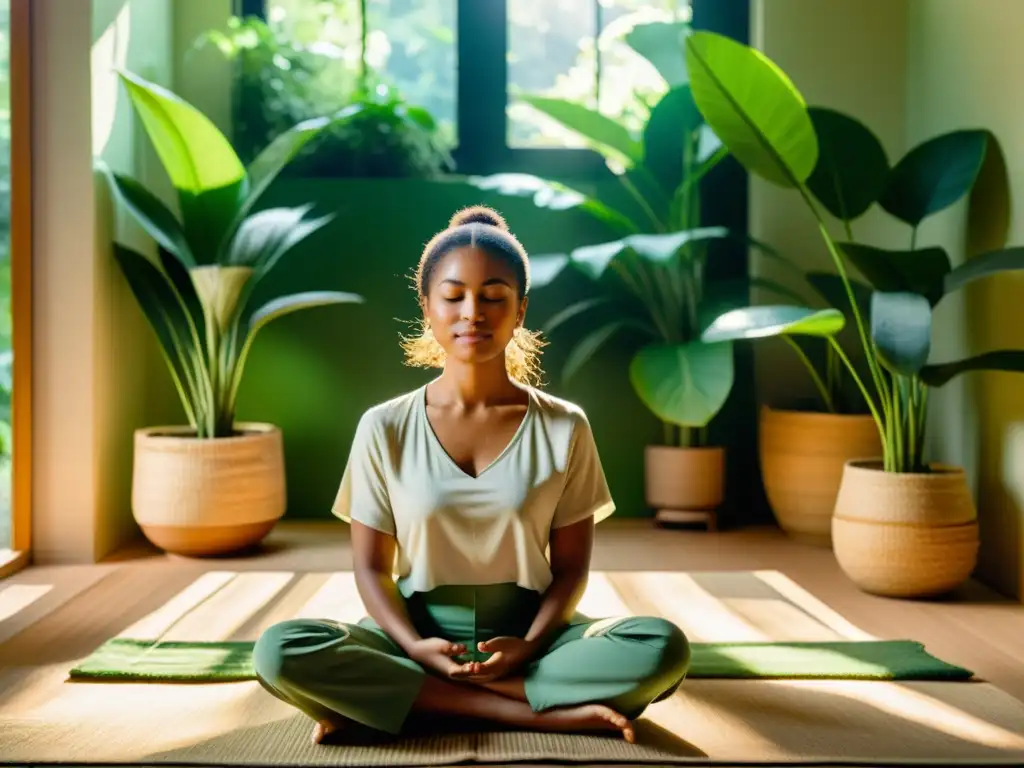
[471,21,844,529]
[687,31,1024,597]
[102,71,364,556]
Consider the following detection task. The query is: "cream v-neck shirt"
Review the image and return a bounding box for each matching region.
[333,385,615,597]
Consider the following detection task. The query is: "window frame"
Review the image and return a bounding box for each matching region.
[236,0,749,180]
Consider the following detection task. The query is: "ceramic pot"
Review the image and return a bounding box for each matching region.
[645,445,724,530]
[131,422,286,556]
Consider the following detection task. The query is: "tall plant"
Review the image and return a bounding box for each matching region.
[687,32,1024,473]
[472,21,844,447]
[103,70,363,439]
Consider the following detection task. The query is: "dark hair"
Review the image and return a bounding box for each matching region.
[402,205,545,386]
[415,205,531,300]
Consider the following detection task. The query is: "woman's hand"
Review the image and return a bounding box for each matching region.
[407,637,474,678]
[450,637,539,683]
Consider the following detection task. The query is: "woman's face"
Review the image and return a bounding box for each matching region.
[424,246,527,368]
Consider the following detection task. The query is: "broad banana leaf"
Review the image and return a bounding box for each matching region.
[684,31,818,188]
[118,70,247,264]
[838,243,951,306]
[106,170,195,267]
[624,21,691,87]
[805,271,873,321]
[870,291,932,376]
[879,130,988,228]
[113,243,204,426]
[942,246,1024,295]
[248,291,364,336]
[467,173,637,237]
[643,85,704,195]
[236,115,334,225]
[700,305,845,343]
[517,95,643,169]
[629,339,734,427]
[569,227,730,280]
[806,107,889,223]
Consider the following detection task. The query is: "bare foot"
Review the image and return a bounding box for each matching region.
[311,717,346,745]
[535,704,635,743]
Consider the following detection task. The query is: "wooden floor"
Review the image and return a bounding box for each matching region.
[3,517,1024,767]
[88,517,1024,705]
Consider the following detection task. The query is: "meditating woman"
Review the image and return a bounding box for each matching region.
[253,206,691,745]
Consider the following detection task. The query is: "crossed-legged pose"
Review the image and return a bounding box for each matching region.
[254,205,691,745]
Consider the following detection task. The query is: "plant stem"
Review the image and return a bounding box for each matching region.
[828,337,884,442]
[797,186,889,424]
[782,336,835,412]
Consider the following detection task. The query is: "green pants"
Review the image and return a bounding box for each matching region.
[253,583,690,735]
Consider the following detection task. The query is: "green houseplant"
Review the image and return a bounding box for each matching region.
[686,31,1023,596]
[472,21,845,527]
[103,70,364,556]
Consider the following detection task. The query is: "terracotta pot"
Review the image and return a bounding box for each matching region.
[645,445,724,529]
[131,423,286,556]
[831,460,979,598]
[759,406,881,546]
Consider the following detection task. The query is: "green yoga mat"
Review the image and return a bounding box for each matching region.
[68,638,973,683]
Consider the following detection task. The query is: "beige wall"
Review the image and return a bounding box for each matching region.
[905,0,1024,599]
[31,0,178,563]
[749,0,910,409]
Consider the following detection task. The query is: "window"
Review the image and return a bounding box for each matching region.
[238,0,744,177]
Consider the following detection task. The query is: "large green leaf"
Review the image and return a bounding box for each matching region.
[805,271,874,321]
[624,21,691,87]
[700,305,845,343]
[118,71,247,264]
[113,243,202,423]
[920,350,1024,387]
[697,277,810,332]
[528,254,572,288]
[517,95,643,167]
[684,31,817,188]
[106,170,195,267]
[248,291,364,336]
[118,70,245,196]
[967,130,1011,257]
[571,227,729,279]
[879,130,988,227]
[629,340,734,427]
[870,291,932,376]
[806,107,889,222]
[225,205,334,279]
[157,246,205,337]
[237,115,332,223]
[838,243,951,305]
[643,85,703,194]
[943,246,1024,295]
[467,174,637,236]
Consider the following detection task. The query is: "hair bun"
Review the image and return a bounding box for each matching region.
[449,205,508,231]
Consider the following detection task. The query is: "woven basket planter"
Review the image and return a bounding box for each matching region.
[645,445,724,529]
[831,460,979,597]
[759,406,881,546]
[131,423,286,556]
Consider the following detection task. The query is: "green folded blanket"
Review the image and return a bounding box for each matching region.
[68,638,973,683]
